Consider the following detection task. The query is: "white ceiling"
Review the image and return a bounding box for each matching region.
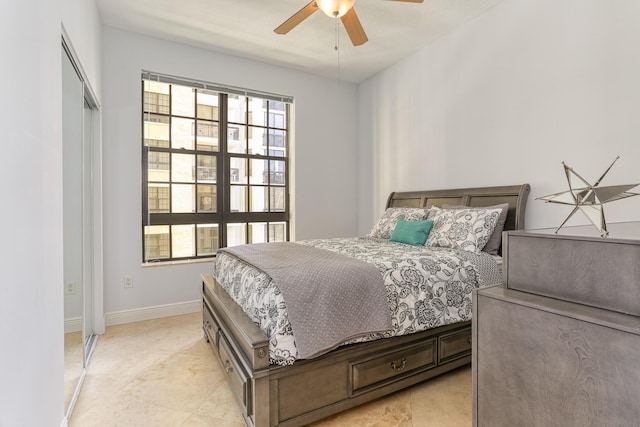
[96,0,505,83]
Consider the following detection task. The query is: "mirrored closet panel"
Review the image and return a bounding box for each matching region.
[62,38,102,420]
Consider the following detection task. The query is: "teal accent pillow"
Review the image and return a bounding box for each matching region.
[390,217,434,246]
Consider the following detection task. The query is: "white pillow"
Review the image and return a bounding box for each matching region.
[368,207,430,239]
[426,206,502,252]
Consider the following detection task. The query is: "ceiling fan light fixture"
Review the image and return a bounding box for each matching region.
[316,0,355,18]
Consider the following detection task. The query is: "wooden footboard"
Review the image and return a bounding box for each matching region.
[203,273,473,427]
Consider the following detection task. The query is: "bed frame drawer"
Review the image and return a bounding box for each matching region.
[202,303,219,348]
[218,332,250,414]
[438,327,472,363]
[351,338,437,393]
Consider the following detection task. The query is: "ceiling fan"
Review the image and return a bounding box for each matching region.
[274,0,424,47]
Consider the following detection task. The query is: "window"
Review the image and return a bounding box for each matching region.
[142,74,291,262]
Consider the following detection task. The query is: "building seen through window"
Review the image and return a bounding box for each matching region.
[142,76,291,262]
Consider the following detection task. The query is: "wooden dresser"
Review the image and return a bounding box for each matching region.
[472,222,640,427]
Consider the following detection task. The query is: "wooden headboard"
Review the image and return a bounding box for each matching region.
[386,184,531,234]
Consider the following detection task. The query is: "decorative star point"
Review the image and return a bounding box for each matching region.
[536,156,639,237]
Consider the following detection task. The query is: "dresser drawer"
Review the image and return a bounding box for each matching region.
[438,327,471,363]
[504,229,640,316]
[351,338,437,393]
[218,332,249,413]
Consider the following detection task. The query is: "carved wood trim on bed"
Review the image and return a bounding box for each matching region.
[203,184,530,427]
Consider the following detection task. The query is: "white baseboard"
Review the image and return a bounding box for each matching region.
[64,316,82,334]
[105,300,201,326]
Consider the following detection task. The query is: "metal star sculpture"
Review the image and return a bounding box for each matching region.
[536,156,640,236]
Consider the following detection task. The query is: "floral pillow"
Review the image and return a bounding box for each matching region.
[426,206,502,252]
[442,203,509,255]
[368,207,430,239]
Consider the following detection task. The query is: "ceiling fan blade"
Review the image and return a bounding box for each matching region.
[340,7,368,46]
[274,1,319,35]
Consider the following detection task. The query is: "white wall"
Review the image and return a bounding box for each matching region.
[61,0,103,102]
[358,0,640,234]
[0,0,101,426]
[101,27,359,315]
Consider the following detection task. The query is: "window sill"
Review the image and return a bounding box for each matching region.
[142,257,215,268]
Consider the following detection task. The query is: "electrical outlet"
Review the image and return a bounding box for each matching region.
[124,275,133,288]
[64,282,76,295]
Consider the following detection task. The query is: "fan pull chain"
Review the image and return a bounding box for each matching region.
[335,16,341,82]
[334,13,339,51]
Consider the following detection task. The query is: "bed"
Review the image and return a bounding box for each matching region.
[202,184,530,427]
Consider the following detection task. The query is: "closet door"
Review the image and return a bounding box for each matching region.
[62,45,84,415]
[62,41,100,418]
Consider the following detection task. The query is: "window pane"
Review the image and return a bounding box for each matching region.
[268,111,285,129]
[172,224,195,258]
[269,100,287,125]
[271,187,286,212]
[250,158,267,185]
[248,127,267,156]
[196,121,218,138]
[196,155,216,183]
[249,222,267,243]
[197,185,216,213]
[230,157,247,184]
[171,117,194,150]
[143,81,170,114]
[230,186,247,212]
[250,186,267,212]
[144,225,170,260]
[148,151,170,182]
[172,184,195,213]
[172,85,195,117]
[148,183,169,213]
[269,129,287,157]
[226,223,246,247]
[270,160,286,185]
[248,97,266,126]
[197,224,219,256]
[172,153,195,182]
[144,114,170,147]
[269,222,287,242]
[197,92,219,120]
[196,120,219,152]
[227,95,246,123]
[227,124,247,154]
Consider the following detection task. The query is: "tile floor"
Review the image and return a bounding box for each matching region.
[70,312,471,427]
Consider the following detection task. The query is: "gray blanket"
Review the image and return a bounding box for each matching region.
[221,242,392,359]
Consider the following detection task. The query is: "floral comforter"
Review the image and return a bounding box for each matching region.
[213,237,501,366]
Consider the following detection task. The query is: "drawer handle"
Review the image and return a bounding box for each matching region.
[390,358,407,372]
[205,320,211,330]
[224,360,234,374]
